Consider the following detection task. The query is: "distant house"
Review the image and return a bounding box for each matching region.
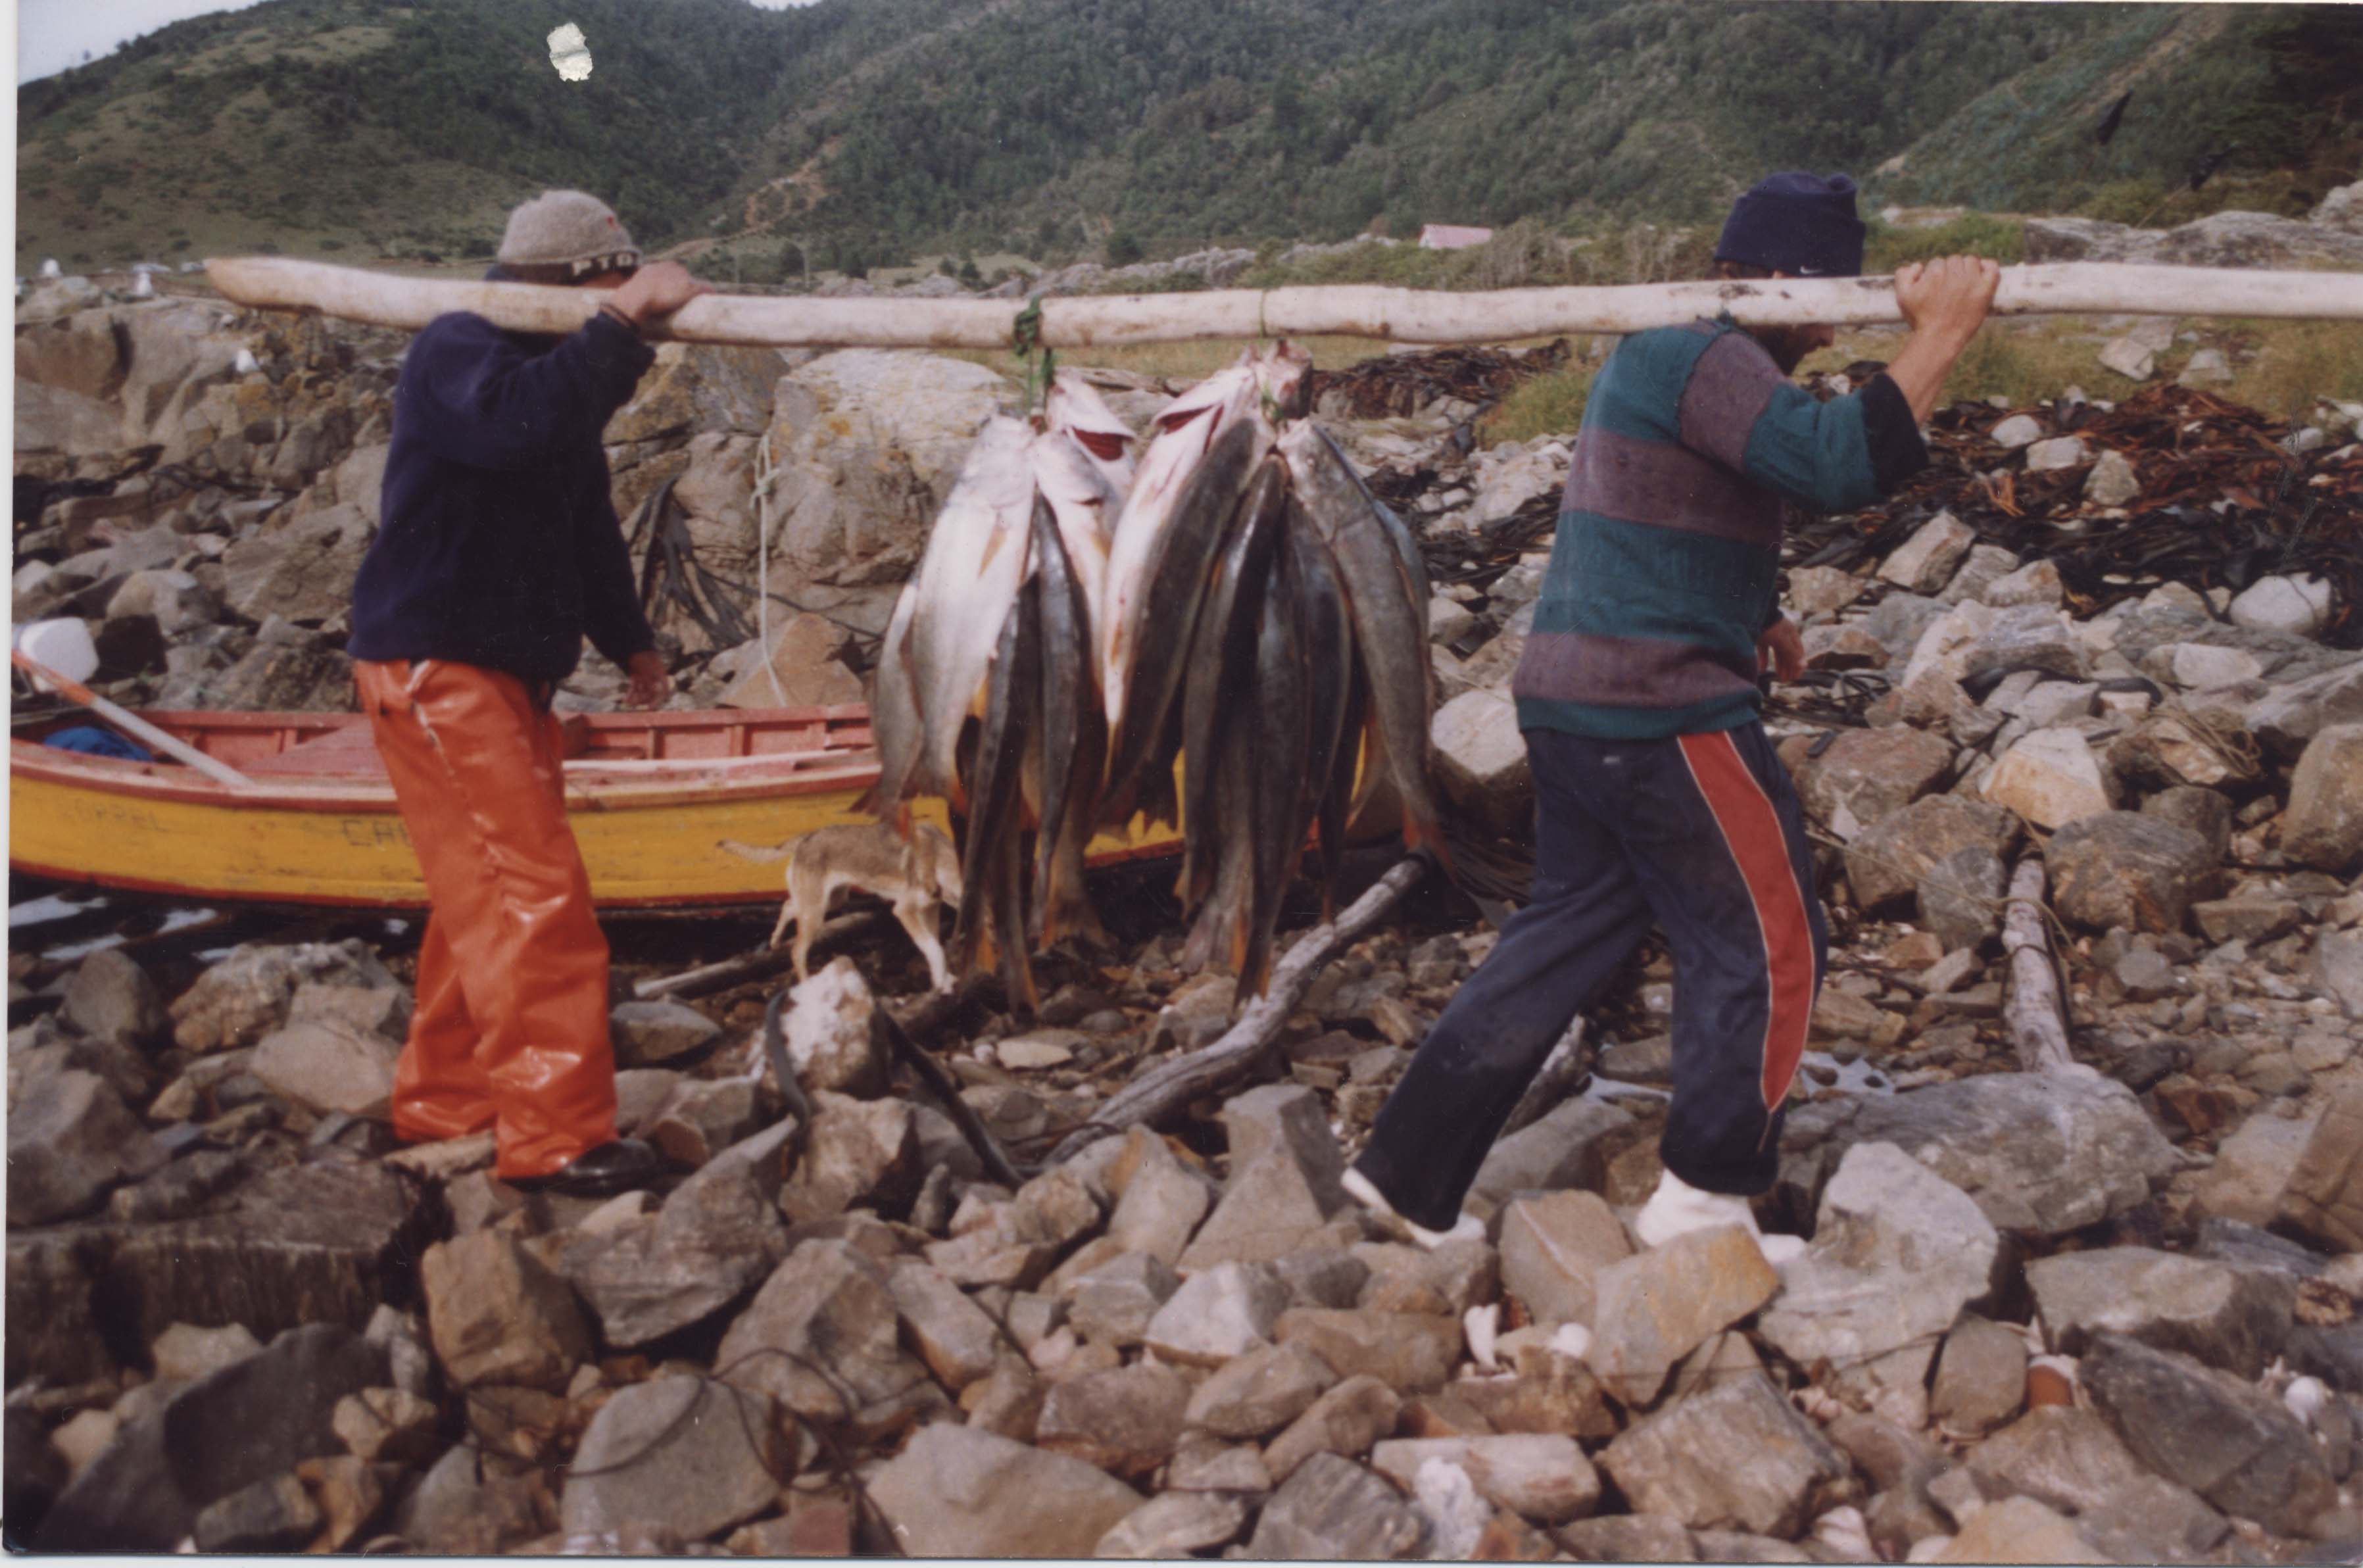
[1419,224,1494,251]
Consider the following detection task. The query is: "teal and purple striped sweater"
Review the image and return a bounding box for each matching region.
[1512,317,1928,740]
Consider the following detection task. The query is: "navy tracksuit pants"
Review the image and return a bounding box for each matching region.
[1354,722,1828,1231]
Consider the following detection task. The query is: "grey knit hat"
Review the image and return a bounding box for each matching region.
[497,190,641,277]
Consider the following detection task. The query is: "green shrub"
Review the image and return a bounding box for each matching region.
[1864,212,2025,269]
[1482,366,1594,446]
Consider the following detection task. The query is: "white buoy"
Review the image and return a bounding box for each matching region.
[14,619,100,687]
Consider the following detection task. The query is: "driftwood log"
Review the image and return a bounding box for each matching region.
[207,257,2363,351]
[1043,854,1433,1165]
[2001,856,2078,1074]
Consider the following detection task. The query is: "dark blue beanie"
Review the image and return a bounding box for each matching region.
[1716,172,1866,278]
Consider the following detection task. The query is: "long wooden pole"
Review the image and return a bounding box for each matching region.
[205,256,2363,351]
[11,649,258,789]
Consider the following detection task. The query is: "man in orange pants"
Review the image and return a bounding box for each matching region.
[348,190,709,1196]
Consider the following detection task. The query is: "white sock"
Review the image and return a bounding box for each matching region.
[1342,1168,1485,1251]
[1634,1168,1806,1265]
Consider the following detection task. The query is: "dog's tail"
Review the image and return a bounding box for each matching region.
[716,838,798,864]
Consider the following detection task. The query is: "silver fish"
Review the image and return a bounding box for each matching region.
[906,416,1036,806]
[1278,420,1444,860]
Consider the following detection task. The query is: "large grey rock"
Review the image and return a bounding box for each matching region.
[560,1120,794,1346]
[1178,1085,1350,1269]
[1930,1315,2028,1438]
[1496,1189,1632,1327]
[60,948,168,1046]
[2044,811,2214,933]
[1757,1142,2000,1429]
[1104,1131,1211,1265]
[1467,1095,1632,1210]
[1275,1308,1462,1394]
[2278,1084,2363,1250]
[97,1158,420,1349]
[1063,1249,1180,1348]
[716,1238,928,1422]
[1599,1371,1852,1538]
[763,350,1011,587]
[35,1323,383,1552]
[1793,725,1955,842]
[1917,845,2008,952]
[1981,727,2112,830]
[2025,209,2363,269]
[2081,1334,2337,1536]
[1928,1496,2110,1565]
[560,1375,787,1542]
[192,1473,323,1553]
[422,1227,592,1391]
[1878,511,1976,594]
[168,941,395,1054]
[1432,690,1532,830]
[2283,723,2363,873]
[1969,1406,2228,1561]
[7,1068,167,1223]
[222,502,372,624]
[1184,1340,1338,1438]
[780,957,887,1095]
[1248,1451,1428,1559]
[1844,796,2021,915]
[780,1090,920,1221]
[1035,1360,1193,1478]
[2314,932,2363,1025]
[1095,1491,1251,1557]
[248,1017,399,1117]
[1588,1225,1779,1406]
[1961,603,2089,685]
[607,998,723,1067]
[1371,1434,1601,1525]
[1778,1071,2178,1237]
[1263,1374,1403,1482]
[608,341,785,443]
[5,1231,116,1387]
[2026,1247,2295,1378]
[2245,659,2363,760]
[885,1260,1003,1390]
[867,1421,1142,1557]
[391,1445,543,1555]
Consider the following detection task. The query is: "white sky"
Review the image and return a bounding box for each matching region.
[16,0,827,84]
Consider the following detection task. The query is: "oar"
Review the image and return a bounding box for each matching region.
[207,255,2363,351]
[11,649,260,789]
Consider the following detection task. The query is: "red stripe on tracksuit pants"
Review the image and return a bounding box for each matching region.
[1352,722,1828,1233]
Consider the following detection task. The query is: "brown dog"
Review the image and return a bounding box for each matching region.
[718,821,963,991]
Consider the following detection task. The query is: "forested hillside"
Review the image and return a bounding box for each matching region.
[16,0,2362,276]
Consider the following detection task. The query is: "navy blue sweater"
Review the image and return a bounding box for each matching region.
[348,309,658,683]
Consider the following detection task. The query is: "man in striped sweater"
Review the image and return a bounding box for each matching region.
[1348,173,1999,1259]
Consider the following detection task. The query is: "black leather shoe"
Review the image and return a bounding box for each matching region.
[506,1139,664,1198]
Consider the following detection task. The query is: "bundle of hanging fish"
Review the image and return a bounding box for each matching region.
[868,345,1444,1012]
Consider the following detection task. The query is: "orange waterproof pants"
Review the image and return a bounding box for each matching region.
[354,659,618,1179]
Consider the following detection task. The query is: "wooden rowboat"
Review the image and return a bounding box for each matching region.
[8,704,1184,909]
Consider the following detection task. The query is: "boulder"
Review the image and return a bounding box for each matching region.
[780,956,886,1095]
[1599,1371,1852,1538]
[2044,811,2214,933]
[1878,511,1976,595]
[885,1259,1003,1389]
[2278,1085,2363,1251]
[2027,1247,2295,1378]
[1063,1249,1181,1348]
[716,1238,929,1423]
[1432,691,1532,832]
[2026,209,2363,268]
[1777,1071,2178,1238]
[1496,1190,1632,1327]
[764,350,1012,586]
[1275,1308,1462,1393]
[2246,660,2363,760]
[2080,1334,2337,1536]
[192,1474,322,1553]
[607,998,723,1067]
[222,502,372,625]
[716,611,865,709]
[1757,1143,2001,1429]
[1588,1225,1779,1406]
[1843,796,2020,915]
[1371,1434,1601,1525]
[1183,1340,1338,1439]
[867,1422,1142,1557]
[2084,448,2140,505]
[1930,1315,2028,1438]
[249,1017,399,1117]
[421,1228,592,1391]
[61,948,168,1046]
[2229,574,2334,639]
[2283,723,2363,873]
[560,1375,789,1543]
[1467,1096,1632,1212]
[97,1158,421,1348]
[1916,845,2008,952]
[1969,1406,2227,1559]
[1035,1360,1194,1478]
[606,343,785,444]
[105,568,221,635]
[1793,726,1955,842]
[34,1323,384,1553]
[7,1068,168,1224]
[1248,1450,1429,1559]
[560,1120,795,1346]
[1095,1492,1251,1557]
[5,1232,117,1387]
[1263,1374,1404,1482]
[2315,931,2363,1022]
[1980,727,2112,830]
